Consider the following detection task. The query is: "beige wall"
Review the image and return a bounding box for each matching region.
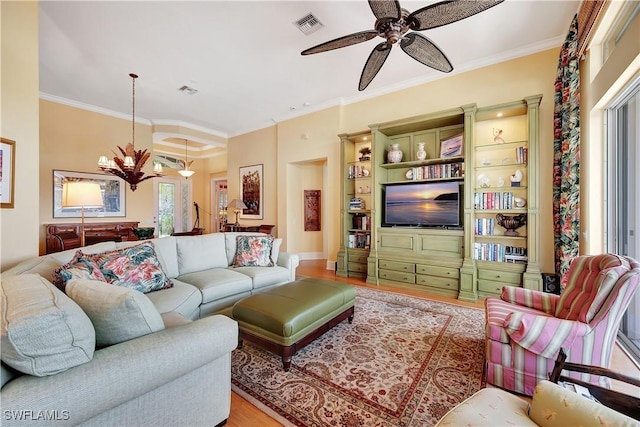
[227,126,278,229]
[38,100,220,253]
[1,1,40,270]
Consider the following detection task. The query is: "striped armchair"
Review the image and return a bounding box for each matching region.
[484,254,640,396]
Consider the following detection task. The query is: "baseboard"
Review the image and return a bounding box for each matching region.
[326,260,336,271]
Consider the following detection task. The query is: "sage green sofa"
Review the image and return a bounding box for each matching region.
[0,232,298,426]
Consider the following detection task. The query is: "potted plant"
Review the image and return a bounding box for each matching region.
[359,146,371,161]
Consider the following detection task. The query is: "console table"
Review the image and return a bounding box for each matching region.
[45,221,140,254]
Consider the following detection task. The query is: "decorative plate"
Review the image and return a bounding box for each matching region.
[477,174,490,188]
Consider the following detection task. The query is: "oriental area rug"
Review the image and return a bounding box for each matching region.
[231,287,486,426]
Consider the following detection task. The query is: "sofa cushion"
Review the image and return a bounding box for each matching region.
[66,279,165,347]
[0,256,61,282]
[148,236,179,278]
[225,232,266,265]
[145,280,203,320]
[177,269,253,303]
[0,274,95,376]
[52,250,107,292]
[177,233,228,274]
[232,235,275,267]
[271,237,282,264]
[89,242,173,294]
[232,265,290,290]
[49,241,118,265]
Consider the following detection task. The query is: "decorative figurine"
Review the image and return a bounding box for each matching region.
[510,169,523,187]
[493,128,505,144]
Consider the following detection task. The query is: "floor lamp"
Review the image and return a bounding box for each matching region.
[61,182,104,247]
[227,198,247,226]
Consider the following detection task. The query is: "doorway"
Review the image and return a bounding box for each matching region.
[153,177,192,237]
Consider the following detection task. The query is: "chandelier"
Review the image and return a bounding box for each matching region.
[178,139,195,178]
[98,73,163,191]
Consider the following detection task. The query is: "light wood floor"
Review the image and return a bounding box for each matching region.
[226,260,639,426]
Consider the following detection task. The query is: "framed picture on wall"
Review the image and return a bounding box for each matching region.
[239,164,263,220]
[0,138,16,208]
[53,170,126,218]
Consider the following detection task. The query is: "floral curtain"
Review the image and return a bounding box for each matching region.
[553,15,581,287]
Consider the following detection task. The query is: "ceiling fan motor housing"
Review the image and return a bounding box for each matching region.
[375,8,410,44]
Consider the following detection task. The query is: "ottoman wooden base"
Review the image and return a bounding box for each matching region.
[232,278,356,371]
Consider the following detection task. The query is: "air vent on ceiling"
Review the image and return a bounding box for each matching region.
[294,13,324,35]
[178,85,198,95]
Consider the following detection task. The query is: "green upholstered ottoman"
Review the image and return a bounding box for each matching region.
[232,278,356,371]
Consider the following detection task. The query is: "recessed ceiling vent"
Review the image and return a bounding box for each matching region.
[178,85,198,95]
[294,13,324,35]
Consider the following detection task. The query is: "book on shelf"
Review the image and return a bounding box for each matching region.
[474,191,515,210]
[473,243,527,262]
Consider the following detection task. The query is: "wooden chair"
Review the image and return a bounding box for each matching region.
[549,348,640,420]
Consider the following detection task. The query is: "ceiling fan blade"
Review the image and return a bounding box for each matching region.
[407,0,504,31]
[368,0,401,20]
[400,32,453,73]
[359,42,392,91]
[301,30,378,55]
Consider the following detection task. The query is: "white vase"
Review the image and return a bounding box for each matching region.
[387,143,403,163]
[416,142,427,161]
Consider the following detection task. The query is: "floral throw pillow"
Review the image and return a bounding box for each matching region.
[89,242,173,294]
[232,235,275,267]
[52,250,106,292]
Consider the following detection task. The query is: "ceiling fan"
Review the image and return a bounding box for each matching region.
[301,0,504,91]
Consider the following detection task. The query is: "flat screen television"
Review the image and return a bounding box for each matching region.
[382,181,462,228]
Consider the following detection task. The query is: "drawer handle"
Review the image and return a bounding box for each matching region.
[496,275,501,279]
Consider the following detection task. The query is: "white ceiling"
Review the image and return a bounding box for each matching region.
[39,0,580,141]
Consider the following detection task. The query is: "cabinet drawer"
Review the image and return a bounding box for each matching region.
[348,262,367,273]
[416,275,458,290]
[349,253,368,264]
[378,259,414,273]
[478,280,519,295]
[379,269,415,284]
[415,264,459,279]
[477,269,522,285]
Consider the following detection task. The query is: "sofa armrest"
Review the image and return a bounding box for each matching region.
[277,251,300,281]
[500,286,559,314]
[0,315,238,426]
[529,380,638,427]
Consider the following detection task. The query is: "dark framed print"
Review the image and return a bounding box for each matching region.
[0,138,16,208]
[53,170,126,218]
[239,164,263,220]
[304,190,321,231]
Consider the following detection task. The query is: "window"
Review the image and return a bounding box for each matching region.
[606,76,640,365]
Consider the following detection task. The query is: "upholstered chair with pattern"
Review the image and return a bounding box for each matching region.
[484,253,640,396]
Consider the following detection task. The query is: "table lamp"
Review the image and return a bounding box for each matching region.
[227,198,247,226]
[62,182,104,246]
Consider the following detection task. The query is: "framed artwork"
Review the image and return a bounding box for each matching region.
[0,138,16,208]
[304,190,321,231]
[53,170,126,218]
[239,164,263,219]
[440,133,464,158]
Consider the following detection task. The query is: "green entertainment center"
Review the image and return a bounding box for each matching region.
[337,95,543,302]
